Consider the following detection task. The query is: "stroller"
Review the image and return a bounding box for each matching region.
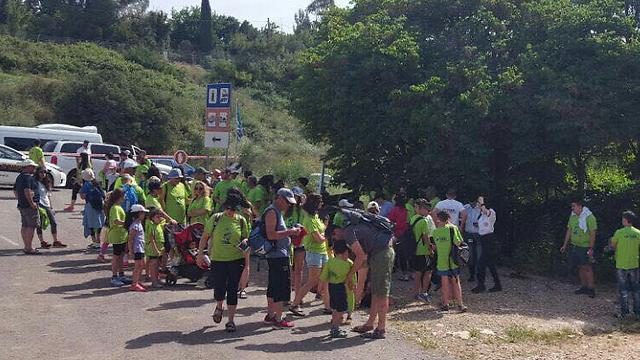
[165,223,208,285]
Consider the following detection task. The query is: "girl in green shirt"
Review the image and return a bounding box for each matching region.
[104,189,128,287]
[187,181,213,225]
[145,209,165,288]
[433,210,467,313]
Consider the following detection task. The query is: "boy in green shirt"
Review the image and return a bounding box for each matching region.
[432,210,467,313]
[609,211,640,318]
[560,199,598,298]
[411,199,436,303]
[28,140,45,167]
[320,241,355,338]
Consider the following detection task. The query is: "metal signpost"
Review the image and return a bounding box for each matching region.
[204,83,232,155]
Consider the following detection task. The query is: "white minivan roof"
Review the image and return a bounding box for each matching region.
[0,125,103,151]
[36,124,98,133]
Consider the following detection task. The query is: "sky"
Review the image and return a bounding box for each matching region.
[149,0,351,33]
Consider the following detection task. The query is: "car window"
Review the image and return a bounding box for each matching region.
[42,141,58,152]
[0,146,25,160]
[4,137,37,151]
[60,143,81,153]
[91,144,119,155]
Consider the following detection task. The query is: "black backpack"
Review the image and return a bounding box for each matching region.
[341,208,394,234]
[397,216,424,254]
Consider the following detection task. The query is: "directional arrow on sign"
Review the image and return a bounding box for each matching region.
[205,131,230,149]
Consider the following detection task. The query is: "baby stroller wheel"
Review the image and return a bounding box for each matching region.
[165,273,177,286]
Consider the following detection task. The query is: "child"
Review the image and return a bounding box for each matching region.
[104,189,130,287]
[145,208,165,288]
[412,199,436,303]
[609,210,640,319]
[127,204,149,292]
[432,211,467,313]
[320,240,356,338]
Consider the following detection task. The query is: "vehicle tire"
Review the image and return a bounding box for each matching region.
[66,169,76,189]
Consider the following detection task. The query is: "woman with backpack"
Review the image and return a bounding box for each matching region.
[64,152,92,212]
[388,195,411,281]
[79,168,105,251]
[34,166,66,249]
[196,193,250,333]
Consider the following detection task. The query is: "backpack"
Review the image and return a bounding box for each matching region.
[249,207,278,255]
[86,182,105,211]
[122,184,138,212]
[449,226,471,267]
[398,216,424,255]
[341,208,394,234]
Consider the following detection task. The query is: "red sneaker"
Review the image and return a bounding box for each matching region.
[272,319,295,329]
[63,205,74,212]
[130,284,147,292]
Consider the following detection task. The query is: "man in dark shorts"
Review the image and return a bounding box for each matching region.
[13,159,40,254]
[263,188,302,329]
[330,209,395,339]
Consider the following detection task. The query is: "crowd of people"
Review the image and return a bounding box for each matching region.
[12,140,640,339]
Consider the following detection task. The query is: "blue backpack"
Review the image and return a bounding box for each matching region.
[122,184,139,212]
[249,207,277,255]
[85,182,105,211]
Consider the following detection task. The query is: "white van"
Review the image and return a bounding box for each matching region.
[0,125,103,152]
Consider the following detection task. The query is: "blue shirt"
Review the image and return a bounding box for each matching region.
[129,221,145,254]
[380,201,394,218]
[264,205,291,259]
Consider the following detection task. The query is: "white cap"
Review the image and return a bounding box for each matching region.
[21,159,37,167]
[130,204,149,213]
[338,199,353,208]
[122,159,138,169]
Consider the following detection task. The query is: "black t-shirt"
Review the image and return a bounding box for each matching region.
[343,223,393,256]
[14,172,37,209]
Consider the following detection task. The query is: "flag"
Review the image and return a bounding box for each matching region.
[236,103,244,141]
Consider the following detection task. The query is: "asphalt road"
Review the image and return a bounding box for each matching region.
[0,188,440,360]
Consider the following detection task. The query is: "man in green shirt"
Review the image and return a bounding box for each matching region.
[609,210,640,318]
[560,199,597,298]
[28,140,46,168]
[411,199,436,303]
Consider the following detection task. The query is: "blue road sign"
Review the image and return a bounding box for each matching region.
[206,83,232,108]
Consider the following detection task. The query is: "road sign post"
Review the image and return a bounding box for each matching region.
[205,83,232,150]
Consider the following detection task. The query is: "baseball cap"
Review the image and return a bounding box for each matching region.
[367,201,380,211]
[122,159,138,169]
[338,199,354,208]
[21,159,37,167]
[277,188,297,204]
[167,168,183,179]
[130,204,149,213]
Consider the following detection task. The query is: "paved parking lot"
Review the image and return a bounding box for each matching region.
[0,188,437,360]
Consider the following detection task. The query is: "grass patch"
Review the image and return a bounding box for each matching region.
[504,325,578,343]
[617,320,640,334]
[416,335,437,350]
[469,328,480,338]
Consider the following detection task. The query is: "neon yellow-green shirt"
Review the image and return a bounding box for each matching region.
[162,182,189,224]
[411,214,435,256]
[204,213,248,262]
[29,146,44,165]
[144,220,165,257]
[188,196,212,225]
[247,184,268,214]
[568,214,597,247]
[612,226,640,270]
[213,179,239,210]
[303,212,327,255]
[433,223,463,271]
[320,257,353,284]
[107,205,127,245]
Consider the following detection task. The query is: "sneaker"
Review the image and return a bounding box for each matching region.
[488,285,502,293]
[263,313,277,324]
[289,305,306,317]
[418,293,432,303]
[588,288,596,298]
[225,321,237,333]
[272,319,295,330]
[130,284,147,292]
[574,286,589,295]
[150,282,164,289]
[52,241,67,248]
[118,276,132,285]
[329,328,348,338]
[63,205,74,212]
[315,293,322,300]
[40,241,52,249]
[195,277,207,289]
[238,290,248,299]
[458,305,468,313]
[110,278,125,287]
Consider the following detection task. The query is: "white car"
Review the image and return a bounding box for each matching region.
[0,144,66,188]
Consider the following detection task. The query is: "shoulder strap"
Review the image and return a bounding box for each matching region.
[410,216,424,243]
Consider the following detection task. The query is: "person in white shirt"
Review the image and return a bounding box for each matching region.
[76,140,91,155]
[434,189,467,227]
[472,196,501,293]
[102,152,119,190]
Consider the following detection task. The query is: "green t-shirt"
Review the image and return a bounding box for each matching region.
[205,213,248,262]
[405,200,416,220]
[247,185,268,215]
[303,213,327,255]
[188,196,212,225]
[320,257,353,284]
[239,180,250,196]
[429,197,441,210]
[612,226,640,270]
[411,214,436,256]
[163,182,189,224]
[213,179,239,210]
[145,195,162,210]
[107,205,127,245]
[333,211,345,228]
[29,146,44,165]
[567,214,597,247]
[144,220,165,257]
[433,223,463,271]
[285,206,304,228]
[134,159,151,185]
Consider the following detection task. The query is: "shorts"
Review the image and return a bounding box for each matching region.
[305,252,329,268]
[412,255,435,273]
[569,245,590,267]
[368,247,395,297]
[329,283,348,312]
[147,255,161,260]
[436,268,461,277]
[134,252,144,260]
[294,246,305,254]
[112,243,126,256]
[19,207,40,229]
[267,257,291,303]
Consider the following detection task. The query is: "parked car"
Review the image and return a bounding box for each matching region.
[0,125,102,152]
[42,141,171,187]
[152,158,196,177]
[0,144,66,188]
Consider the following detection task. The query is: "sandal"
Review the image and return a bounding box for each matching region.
[212,307,223,324]
[225,321,236,333]
[23,249,42,255]
[352,325,374,333]
[52,241,67,248]
[322,308,333,315]
[362,328,386,339]
[40,241,51,249]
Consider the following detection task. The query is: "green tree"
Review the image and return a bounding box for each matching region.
[199,0,213,52]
